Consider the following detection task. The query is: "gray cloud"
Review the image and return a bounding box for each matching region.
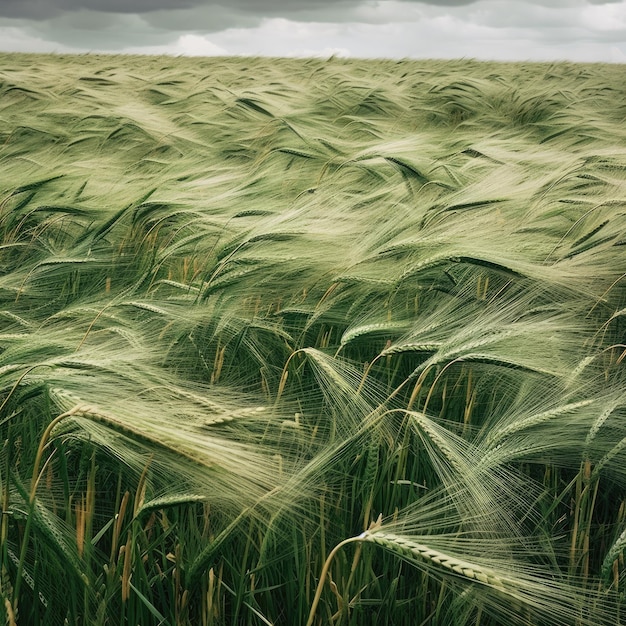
[141,7,257,34]
[13,12,181,50]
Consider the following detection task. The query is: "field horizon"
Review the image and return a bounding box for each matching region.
[0,52,625,625]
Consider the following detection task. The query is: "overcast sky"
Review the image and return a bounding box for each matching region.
[0,0,624,62]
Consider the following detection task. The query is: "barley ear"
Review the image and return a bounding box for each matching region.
[361,531,507,590]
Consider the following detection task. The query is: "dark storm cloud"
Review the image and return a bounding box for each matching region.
[0,0,199,20]
[0,0,483,21]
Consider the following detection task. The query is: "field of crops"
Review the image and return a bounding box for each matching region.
[0,52,625,625]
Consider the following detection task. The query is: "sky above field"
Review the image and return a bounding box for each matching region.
[0,0,624,62]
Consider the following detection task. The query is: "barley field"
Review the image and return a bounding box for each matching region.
[0,52,625,625]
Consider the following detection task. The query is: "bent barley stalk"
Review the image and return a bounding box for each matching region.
[306,529,506,626]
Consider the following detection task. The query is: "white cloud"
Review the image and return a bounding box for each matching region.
[206,18,353,57]
[173,34,227,55]
[581,1,626,31]
[118,34,227,56]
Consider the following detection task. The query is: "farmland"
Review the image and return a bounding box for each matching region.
[0,53,625,624]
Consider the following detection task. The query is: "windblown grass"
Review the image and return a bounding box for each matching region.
[0,52,625,624]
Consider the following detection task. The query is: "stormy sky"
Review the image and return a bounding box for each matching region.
[0,0,624,62]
